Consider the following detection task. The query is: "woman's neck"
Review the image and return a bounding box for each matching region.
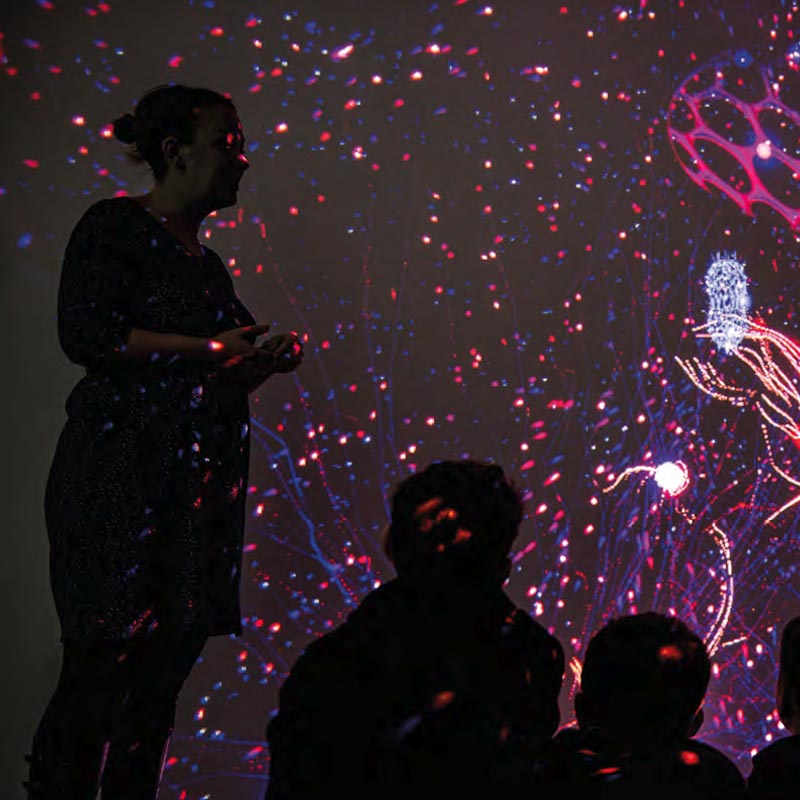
[141,185,206,241]
[135,188,206,254]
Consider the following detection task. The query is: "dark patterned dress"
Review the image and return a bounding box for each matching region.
[46,196,255,642]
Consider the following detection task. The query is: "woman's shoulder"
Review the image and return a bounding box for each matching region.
[70,196,140,237]
[752,734,800,768]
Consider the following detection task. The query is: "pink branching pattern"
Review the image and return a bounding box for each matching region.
[668,57,800,227]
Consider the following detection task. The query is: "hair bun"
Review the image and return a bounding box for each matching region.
[113,113,139,144]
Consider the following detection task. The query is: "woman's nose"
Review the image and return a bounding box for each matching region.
[237,153,250,170]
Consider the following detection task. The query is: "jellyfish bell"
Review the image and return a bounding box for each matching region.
[654,460,690,497]
[705,252,751,354]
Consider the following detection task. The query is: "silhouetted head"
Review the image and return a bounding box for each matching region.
[113,84,249,212]
[576,612,710,747]
[383,460,524,584]
[777,615,800,734]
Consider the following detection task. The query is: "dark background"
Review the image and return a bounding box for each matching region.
[4,1,800,797]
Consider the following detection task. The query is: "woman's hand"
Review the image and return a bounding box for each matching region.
[218,331,304,393]
[210,323,272,366]
[259,332,304,374]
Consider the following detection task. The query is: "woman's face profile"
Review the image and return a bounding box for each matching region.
[171,103,249,213]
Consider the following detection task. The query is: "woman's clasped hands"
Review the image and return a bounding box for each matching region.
[211,324,304,391]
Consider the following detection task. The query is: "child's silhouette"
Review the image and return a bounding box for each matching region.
[532,611,746,799]
[748,615,800,799]
[265,459,565,800]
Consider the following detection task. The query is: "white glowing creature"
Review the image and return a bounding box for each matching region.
[677,254,800,524]
[603,459,690,497]
[704,252,751,354]
[601,458,733,658]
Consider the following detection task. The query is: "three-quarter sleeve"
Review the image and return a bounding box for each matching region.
[58,201,137,368]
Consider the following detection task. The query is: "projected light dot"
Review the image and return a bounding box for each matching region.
[653,461,690,497]
[787,41,800,69]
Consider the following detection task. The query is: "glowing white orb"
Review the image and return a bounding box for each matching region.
[654,461,690,496]
[756,140,772,159]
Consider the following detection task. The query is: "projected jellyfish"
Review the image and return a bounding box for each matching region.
[603,460,691,498]
[677,253,800,524]
[601,457,734,658]
[703,252,751,354]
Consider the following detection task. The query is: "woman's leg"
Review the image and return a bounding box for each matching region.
[99,629,207,800]
[24,639,129,800]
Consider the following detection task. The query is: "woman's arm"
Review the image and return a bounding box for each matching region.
[58,201,268,370]
[114,324,272,366]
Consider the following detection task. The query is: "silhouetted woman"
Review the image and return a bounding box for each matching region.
[25,84,303,800]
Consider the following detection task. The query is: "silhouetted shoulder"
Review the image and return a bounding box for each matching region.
[266,579,567,800]
[685,739,747,790]
[508,607,565,666]
[751,733,800,769]
[749,734,800,799]
[534,729,745,799]
[68,196,139,234]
